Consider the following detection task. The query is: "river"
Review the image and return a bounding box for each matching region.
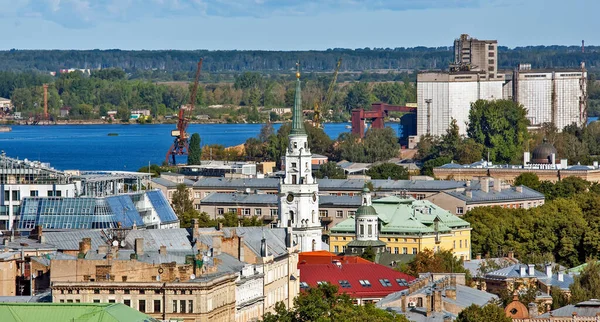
[0,123,402,171]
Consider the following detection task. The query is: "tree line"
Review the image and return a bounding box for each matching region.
[1,46,599,75]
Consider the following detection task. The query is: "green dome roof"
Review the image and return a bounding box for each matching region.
[356,205,377,217]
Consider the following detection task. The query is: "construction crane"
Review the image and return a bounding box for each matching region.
[165,59,203,165]
[313,58,342,128]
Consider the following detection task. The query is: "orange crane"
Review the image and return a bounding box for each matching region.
[165,59,203,165]
[313,58,342,128]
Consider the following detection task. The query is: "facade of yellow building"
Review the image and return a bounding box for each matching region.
[329,196,472,260]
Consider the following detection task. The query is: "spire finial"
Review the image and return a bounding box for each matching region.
[290,62,306,135]
[296,61,300,79]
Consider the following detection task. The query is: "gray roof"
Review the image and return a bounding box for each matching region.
[83,249,194,265]
[539,300,600,318]
[194,227,289,258]
[43,230,107,251]
[194,177,466,192]
[485,264,548,280]
[151,177,194,188]
[201,192,361,208]
[0,237,57,251]
[215,252,246,274]
[319,195,361,207]
[444,285,498,308]
[463,257,520,278]
[124,229,192,252]
[31,252,77,266]
[539,273,574,290]
[444,185,544,204]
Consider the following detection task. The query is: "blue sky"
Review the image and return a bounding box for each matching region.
[0,0,596,50]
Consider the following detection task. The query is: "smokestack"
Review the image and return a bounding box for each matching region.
[285,227,292,248]
[260,236,268,257]
[134,238,144,257]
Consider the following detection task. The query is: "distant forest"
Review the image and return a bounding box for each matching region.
[0,46,597,78]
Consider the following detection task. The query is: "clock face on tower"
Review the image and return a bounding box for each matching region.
[287,194,294,202]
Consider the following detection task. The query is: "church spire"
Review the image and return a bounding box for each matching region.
[291,62,306,135]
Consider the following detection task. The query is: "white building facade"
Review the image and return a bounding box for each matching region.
[417,72,504,136]
[278,68,322,253]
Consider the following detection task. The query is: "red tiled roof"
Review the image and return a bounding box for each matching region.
[299,251,373,265]
[299,262,416,299]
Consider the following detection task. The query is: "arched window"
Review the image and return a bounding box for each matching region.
[290,211,295,224]
[312,210,316,223]
[312,239,316,251]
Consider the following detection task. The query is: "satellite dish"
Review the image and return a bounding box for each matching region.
[120,240,126,247]
[112,240,119,247]
[190,274,196,280]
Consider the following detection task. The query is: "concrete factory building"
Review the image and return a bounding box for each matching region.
[417,34,504,137]
[504,63,588,129]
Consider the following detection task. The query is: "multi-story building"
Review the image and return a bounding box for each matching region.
[451,34,499,77]
[425,178,545,216]
[329,195,472,260]
[504,63,587,130]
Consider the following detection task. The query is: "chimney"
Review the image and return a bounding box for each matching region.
[98,245,109,255]
[79,238,92,255]
[238,236,245,262]
[212,236,221,256]
[481,178,489,193]
[260,236,268,257]
[36,226,43,241]
[516,186,523,193]
[445,288,456,300]
[558,272,564,282]
[466,180,471,187]
[519,265,526,277]
[528,302,538,318]
[524,152,530,165]
[159,245,167,256]
[528,264,535,276]
[450,275,457,287]
[466,190,473,198]
[545,264,552,278]
[434,290,442,312]
[493,178,502,192]
[425,295,432,317]
[476,253,481,260]
[401,294,407,312]
[135,238,144,257]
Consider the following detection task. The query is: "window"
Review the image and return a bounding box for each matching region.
[154,290,161,295]
[291,162,297,168]
[488,52,495,57]
[139,290,145,294]
[60,300,65,303]
[359,225,365,235]
[255,208,262,216]
[188,300,193,313]
[154,300,161,313]
[319,210,328,217]
[396,278,408,286]
[334,246,339,253]
[368,225,373,236]
[293,142,297,149]
[453,241,456,248]
[335,210,343,218]
[403,247,407,254]
[300,282,310,289]
[348,211,356,217]
[339,280,351,288]
[292,175,297,184]
[173,300,177,313]
[459,240,463,248]
[243,208,251,216]
[456,207,464,215]
[228,208,236,214]
[180,300,186,313]
[465,239,468,248]
[412,248,417,254]
[488,59,494,65]
[194,192,200,198]
[56,191,62,197]
[138,300,146,312]
[124,299,131,307]
[394,247,399,254]
[359,280,371,287]
[124,290,130,294]
[109,290,115,294]
[30,190,38,197]
[12,191,19,201]
[217,208,224,215]
[93,299,100,303]
[93,289,100,294]
[379,279,392,287]
[317,281,327,285]
[270,209,278,217]
[108,299,115,303]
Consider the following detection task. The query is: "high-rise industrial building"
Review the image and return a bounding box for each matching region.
[503,63,587,129]
[451,34,499,78]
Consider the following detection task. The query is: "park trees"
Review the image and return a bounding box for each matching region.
[455,304,512,322]
[570,261,600,303]
[467,99,529,164]
[366,163,409,180]
[314,162,346,179]
[187,133,202,165]
[401,249,470,278]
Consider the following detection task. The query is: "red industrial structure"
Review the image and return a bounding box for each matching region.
[351,103,416,138]
[165,59,203,165]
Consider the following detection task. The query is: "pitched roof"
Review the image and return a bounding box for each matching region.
[484,264,548,280]
[200,192,361,208]
[443,185,544,204]
[124,229,192,252]
[331,196,470,235]
[0,303,158,322]
[193,227,290,258]
[539,300,600,318]
[299,261,415,298]
[43,230,107,251]
[299,251,373,265]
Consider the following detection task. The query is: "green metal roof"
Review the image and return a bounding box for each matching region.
[0,303,159,322]
[331,196,470,235]
[355,205,377,217]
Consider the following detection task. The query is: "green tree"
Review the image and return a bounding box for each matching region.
[366,163,409,180]
[188,133,202,165]
[570,261,600,303]
[314,162,346,179]
[344,82,371,111]
[262,283,408,322]
[456,304,511,322]
[170,184,194,218]
[514,173,541,191]
[467,99,529,164]
[361,246,376,262]
[402,249,470,278]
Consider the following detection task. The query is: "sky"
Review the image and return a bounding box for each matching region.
[0,0,597,50]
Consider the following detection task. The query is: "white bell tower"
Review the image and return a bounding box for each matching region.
[278,63,322,252]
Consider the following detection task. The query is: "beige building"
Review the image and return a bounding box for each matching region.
[425,178,545,216]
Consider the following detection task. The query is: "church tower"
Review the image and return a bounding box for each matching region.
[344,184,386,256]
[278,63,322,253]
